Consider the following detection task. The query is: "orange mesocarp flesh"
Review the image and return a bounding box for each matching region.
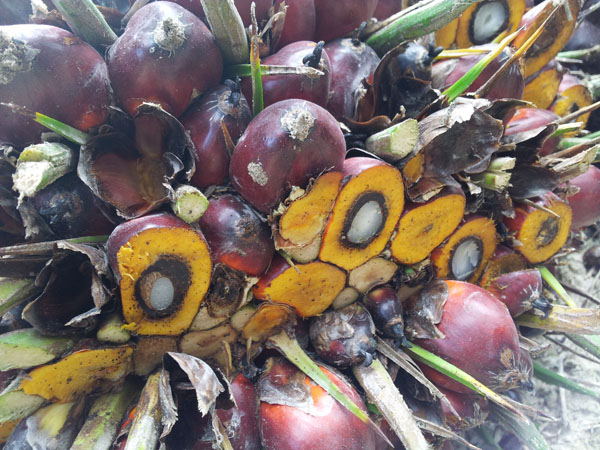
[21,346,133,403]
[550,73,593,129]
[503,192,572,264]
[431,215,497,283]
[391,187,466,265]
[274,171,343,262]
[455,0,525,48]
[514,0,581,78]
[117,226,212,336]
[319,158,405,271]
[522,61,564,109]
[253,257,346,317]
[241,304,296,343]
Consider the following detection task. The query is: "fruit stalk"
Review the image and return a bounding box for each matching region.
[52,0,118,47]
[353,358,429,450]
[200,0,249,64]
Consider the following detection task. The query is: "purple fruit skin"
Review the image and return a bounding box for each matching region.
[229,99,346,213]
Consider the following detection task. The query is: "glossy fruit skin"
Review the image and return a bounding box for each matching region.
[229,99,346,214]
[568,165,600,230]
[198,194,274,277]
[373,0,403,20]
[364,286,406,342]
[274,0,317,49]
[484,269,543,317]
[313,0,378,43]
[242,41,331,109]
[415,280,529,394]
[258,359,376,450]
[181,84,252,189]
[107,1,222,117]
[0,24,111,147]
[325,38,380,120]
[191,374,260,450]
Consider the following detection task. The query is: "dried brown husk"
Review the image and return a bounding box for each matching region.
[78,103,195,219]
[404,280,448,340]
[372,42,440,120]
[159,352,231,444]
[416,100,504,177]
[21,243,111,335]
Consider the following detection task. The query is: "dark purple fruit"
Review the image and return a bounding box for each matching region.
[181,81,252,189]
[0,24,111,147]
[107,1,222,117]
[242,41,331,109]
[229,99,346,214]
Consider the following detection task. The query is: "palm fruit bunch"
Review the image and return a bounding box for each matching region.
[0,0,599,448]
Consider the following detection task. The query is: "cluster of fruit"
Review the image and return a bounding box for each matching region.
[0,0,599,448]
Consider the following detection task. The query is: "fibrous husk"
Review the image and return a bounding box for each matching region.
[78,103,195,219]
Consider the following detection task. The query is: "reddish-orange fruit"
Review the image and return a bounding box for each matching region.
[431,215,497,283]
[456,0,526,47]
[107,1,223,117]
[319,157,405,271]
[390,186,466,265]
[503,191,572,264]
[437,384,489,431]
[229,99,346,214]
[503,107,560,156]
[0,24,111,147]
[106,213,212,336]
[550,73,593,129]
[513,0,581,78]
[522,60,564,109]
[484,268,549,317]
[413,280,532,393]
[258,359,376,450]
[253,254,346,317]
[568,165,600,230]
